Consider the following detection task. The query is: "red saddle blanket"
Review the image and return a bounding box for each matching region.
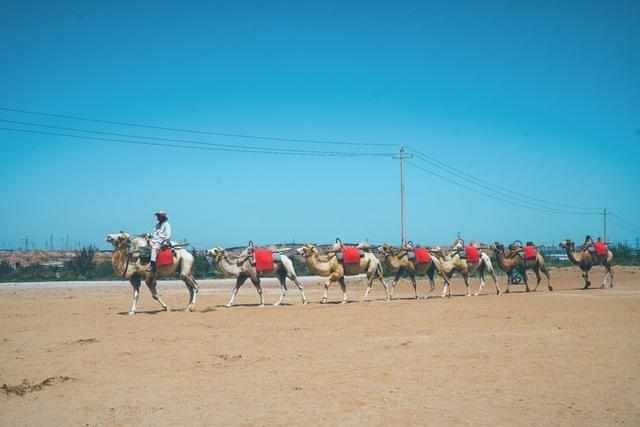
[465,245,480,264]
[342,246,361,264]
[594,242,608,256]
[254,248,274,273]
[523,246,538,260]
[156,248,174,267]
[414,247,431,264]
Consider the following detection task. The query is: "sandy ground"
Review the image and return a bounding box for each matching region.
[1,266,639,427]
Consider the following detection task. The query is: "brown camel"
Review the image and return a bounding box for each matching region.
[493,242,552,293]
[559,239,614,289]
[377,244,439,299]
[106,232,199,315]
[296,243,389,303]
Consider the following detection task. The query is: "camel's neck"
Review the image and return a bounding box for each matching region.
[305,253,331,275]
[563,246,582,265]
[384,253,403,269]
[111,247,128,276]
[495,251,513,270]
[215,254,242,277]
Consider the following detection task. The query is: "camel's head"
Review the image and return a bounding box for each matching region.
[206,247,226,262]
[106,232,131,249]
[296,244,318,258]
[377,243,395,256]
[559,239,574,250]
[429,245,445,257]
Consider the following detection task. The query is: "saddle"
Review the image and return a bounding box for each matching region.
[413,247,431,264]
[252,248,276,273]
[594,242,608,256]
[464,245,480,264]
[336,246,363,265]
[523,245,538,261]
[156,248,174,267]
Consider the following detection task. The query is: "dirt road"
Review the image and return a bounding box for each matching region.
[1,267,639,426]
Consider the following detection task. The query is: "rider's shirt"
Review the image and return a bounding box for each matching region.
[151,221,172,245]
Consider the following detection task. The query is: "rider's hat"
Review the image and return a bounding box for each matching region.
[155,210,168,218]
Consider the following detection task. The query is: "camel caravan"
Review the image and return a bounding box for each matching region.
[104,212,615,313]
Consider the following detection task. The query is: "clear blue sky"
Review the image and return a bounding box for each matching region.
[1,0,638,249]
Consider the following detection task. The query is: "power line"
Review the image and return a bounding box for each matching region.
[0,119,393,156]
[407,160,600,216]
[408,146,601,214]
[0,106,396,147]
[0,127,395,158]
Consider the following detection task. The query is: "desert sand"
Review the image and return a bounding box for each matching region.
[1,266,639,426]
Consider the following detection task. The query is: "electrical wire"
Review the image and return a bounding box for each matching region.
[408,146,602,214]
[0,106,396,147]
[407,160,600,216]
[0,127,394,158]
[0,119,394,157]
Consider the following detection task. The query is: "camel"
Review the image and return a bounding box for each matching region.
[559,239,614,289]
[493,242,552,293]
[105,232,199,315]
[377,243,438,299]
[429,241,501,297]
[296,243,389,303]
[207,244,307,307]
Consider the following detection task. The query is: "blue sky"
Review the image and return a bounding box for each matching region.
[1,0,638,249]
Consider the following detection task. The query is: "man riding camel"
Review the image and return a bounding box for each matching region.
[149,210,172,273]
[582,235,595,253]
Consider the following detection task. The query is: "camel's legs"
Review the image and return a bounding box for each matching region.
[179,274,198,312]
[602,264,614,288]
[425,266,437,298]
[274,274,288,306]
[362,276,374,301]
[523,269,530,292]
[489,267,501,295]
[532,268,542,292]
[128,277,141,315]
[410,274,419,299]
[339,277,348,304]
[441,274,451,298]
[380,275,390,302]
[582,270,591,289]
[251,276,264,307]
[474,267,486,296]
[389,271,402,299]
[226,275,248,307]
[463,273,471,297]
[321,281,331,303]
[541,265,552,291]
[289,274,308,304]
[375,268,390,302]
[505,272,511,294]
[147,279,169,311]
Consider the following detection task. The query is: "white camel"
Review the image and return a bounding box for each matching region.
[207,244,307,307]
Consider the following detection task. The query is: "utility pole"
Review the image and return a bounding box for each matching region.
[603,208,608,243]
[393,146,413,245]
